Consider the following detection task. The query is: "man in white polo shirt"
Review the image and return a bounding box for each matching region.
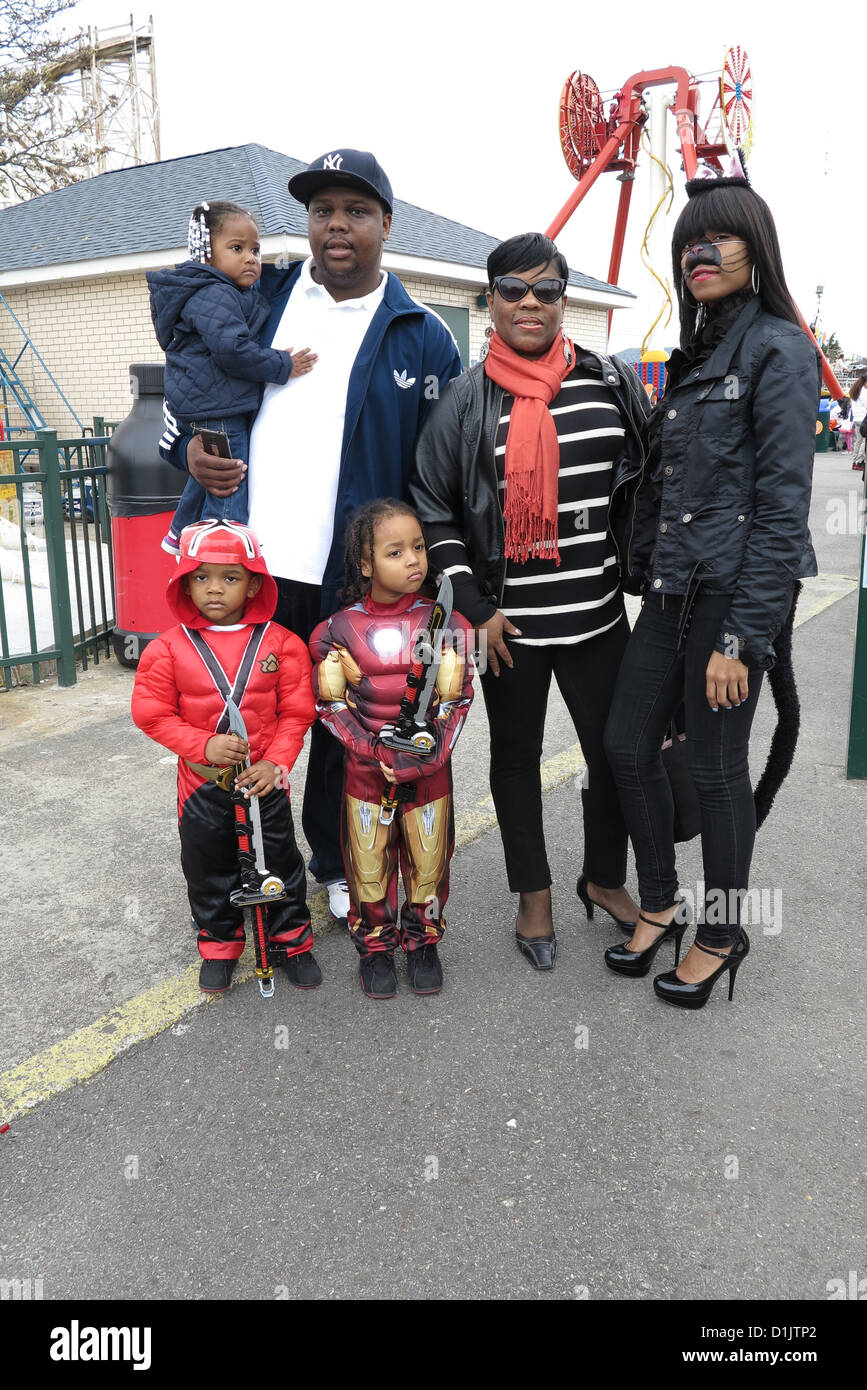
[169,150,462,922]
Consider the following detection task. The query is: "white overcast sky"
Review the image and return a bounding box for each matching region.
[62,0,863,359]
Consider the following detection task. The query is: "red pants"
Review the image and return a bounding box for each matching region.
[340,760,454,956]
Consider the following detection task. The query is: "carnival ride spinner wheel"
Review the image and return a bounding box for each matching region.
[720,46,753,157]
[558,71,604,179]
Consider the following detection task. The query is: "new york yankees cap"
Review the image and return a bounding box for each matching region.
[288,149,393,214]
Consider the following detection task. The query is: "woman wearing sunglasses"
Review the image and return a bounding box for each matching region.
[410,232,650,969]
[602,173,821,1008]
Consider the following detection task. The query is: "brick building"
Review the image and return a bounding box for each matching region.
[0,144,633,431]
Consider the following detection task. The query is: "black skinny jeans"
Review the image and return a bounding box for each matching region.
[603,591,765,948]
[481,612,630,894]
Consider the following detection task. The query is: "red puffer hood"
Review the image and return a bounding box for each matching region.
[166,521,278,627]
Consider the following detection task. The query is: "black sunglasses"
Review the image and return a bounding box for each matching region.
[492,275,567,305]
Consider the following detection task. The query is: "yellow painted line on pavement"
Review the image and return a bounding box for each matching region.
[1,966,209,1120]
[2,574,855,1124]
[794,575,857,627]
[453,742,586,850]
[0,743,586,1125]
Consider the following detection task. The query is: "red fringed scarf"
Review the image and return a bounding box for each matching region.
[483,329,575,565]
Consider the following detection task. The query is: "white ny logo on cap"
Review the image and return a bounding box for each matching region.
[322,152,344,171]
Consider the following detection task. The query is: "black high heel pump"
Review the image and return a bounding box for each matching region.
[603,909,689,978]
[653,932,750,1008]
[577,874,635,932]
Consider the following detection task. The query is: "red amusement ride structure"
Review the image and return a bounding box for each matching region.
[547,51,842,397]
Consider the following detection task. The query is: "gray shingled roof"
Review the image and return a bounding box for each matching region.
[0,143,632,298]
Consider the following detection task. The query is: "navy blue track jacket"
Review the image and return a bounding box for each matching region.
[160,259,462,614]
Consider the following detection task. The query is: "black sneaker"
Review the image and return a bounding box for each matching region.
[359,953,397,999]
[199,959,237,993]
[407,944,443,995]
[283,950,323,989]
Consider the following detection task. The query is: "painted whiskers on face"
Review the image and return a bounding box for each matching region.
[681,230,753,305]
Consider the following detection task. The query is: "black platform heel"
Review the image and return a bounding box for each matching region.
[603,909,689,978]
[577,874,636,932]
[653,932,750,1009]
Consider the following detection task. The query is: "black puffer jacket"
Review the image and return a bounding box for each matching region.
[409,348,650,625]
[627,297,821,668]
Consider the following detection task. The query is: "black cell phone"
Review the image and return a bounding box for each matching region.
[199,429,232,459]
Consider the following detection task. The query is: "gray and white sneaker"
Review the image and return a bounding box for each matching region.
[326,879,351,923]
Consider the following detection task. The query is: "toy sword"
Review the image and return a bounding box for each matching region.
[226,696,286,999]
[380,573,453,758]
[378,573,452,825]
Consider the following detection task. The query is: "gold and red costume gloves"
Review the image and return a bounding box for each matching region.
[310,593,474,953]
[309,593,473,783]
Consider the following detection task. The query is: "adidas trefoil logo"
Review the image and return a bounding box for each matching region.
[394,369,416,390]
[322,153,343,171]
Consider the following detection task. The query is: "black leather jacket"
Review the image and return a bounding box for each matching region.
[409,347,651,625]
[628,298,821,668]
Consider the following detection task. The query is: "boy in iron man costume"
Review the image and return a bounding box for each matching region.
[309,501,474,998]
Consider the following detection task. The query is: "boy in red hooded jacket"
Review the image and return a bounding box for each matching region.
[131,520,320,993]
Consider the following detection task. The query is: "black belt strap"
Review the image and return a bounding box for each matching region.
[183,623,269,733]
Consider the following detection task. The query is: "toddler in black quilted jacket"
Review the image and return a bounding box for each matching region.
[146,200,316,554]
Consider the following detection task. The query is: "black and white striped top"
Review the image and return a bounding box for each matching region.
[496,360,625,646]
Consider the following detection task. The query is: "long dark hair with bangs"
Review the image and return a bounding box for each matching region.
[672,182,800,351]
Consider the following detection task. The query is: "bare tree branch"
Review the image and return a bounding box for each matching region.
[0,0,111,199]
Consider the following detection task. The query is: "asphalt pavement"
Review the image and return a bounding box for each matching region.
[1,449,864,1306]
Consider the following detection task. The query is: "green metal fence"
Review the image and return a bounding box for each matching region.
[0,425,116,689]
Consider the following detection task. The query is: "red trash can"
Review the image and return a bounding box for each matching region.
[107,363,185,667]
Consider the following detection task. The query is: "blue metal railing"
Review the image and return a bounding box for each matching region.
[0,291,83,437]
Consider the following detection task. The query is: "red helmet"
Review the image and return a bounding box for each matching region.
[166,521,278,626]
